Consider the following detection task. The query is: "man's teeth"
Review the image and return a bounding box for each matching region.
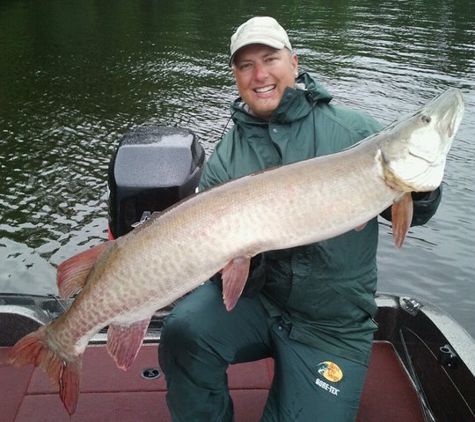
[255,85,275,93]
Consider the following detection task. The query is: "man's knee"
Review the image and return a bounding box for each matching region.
[159,310,200,369]
[159,286,223,370]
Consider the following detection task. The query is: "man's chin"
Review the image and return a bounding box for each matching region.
[251,101,279,120]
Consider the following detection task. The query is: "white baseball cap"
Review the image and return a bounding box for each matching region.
[229,17,292,65]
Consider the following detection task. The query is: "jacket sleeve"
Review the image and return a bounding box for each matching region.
[199,154,229,191]
[198,134,234,191]
[379,186,442,227]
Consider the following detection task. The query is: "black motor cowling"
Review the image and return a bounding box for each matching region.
[108,126,205,239]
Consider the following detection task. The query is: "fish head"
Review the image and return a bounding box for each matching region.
[379,88,464,192]
[407,88,464,162]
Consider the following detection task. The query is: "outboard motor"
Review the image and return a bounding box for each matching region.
[108,126,205,239]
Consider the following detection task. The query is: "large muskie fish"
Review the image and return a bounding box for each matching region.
[8,88,464,414]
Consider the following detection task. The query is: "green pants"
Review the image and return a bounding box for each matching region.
[159,282,369,422]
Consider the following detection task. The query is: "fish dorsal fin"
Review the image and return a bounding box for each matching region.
[107,318,151,370]
[56,242,114,298]
[222,256,251,312]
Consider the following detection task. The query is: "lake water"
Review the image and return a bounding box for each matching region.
[1,0,474,337]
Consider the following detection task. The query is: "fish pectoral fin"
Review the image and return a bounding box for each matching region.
[8,325,82,415]
[354,222,367,232]
[391,192,414,249]
[106,318,151,370]
[56,241,115,298]
[221,256,251,312]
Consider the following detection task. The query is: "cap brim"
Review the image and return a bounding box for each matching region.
[229,39,286,66]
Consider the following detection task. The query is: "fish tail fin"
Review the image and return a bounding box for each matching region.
[57,242,114,298]
[8,326,82,415]
[392,192,414,248]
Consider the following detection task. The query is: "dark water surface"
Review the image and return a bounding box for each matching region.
[1,0,474,336]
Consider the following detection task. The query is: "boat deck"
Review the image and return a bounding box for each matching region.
[1,340,424,422]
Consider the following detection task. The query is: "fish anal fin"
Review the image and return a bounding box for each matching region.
[60,359,82,415]
[8,326,82,415]
[392,192,414,248]
[107,318,151,370]
[57,242,114,298]
[222,256,251,312]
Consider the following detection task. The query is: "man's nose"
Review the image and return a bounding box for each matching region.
[253,63,268,80]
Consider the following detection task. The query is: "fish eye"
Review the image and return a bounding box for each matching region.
[421,115,431,124]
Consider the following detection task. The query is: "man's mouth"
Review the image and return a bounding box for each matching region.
[254,85,276,94]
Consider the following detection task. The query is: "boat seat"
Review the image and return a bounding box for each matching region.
[0,341,424,422]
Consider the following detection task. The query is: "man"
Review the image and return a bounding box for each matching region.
[159,16,441,421]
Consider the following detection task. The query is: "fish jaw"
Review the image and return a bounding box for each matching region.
[378,88,464,192]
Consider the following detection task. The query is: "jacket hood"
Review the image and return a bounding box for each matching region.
[230,70,332,124]
[296,71,333,104]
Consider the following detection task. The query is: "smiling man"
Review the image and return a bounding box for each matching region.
[230,17,298,120]
[158,16,442,422]
[233,43,298,120]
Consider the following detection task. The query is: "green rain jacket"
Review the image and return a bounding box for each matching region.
[199,71,440,365]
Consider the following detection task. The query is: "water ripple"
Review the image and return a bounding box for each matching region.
[0,0,474,336]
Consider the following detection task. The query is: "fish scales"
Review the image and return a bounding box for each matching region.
[7,88,464,415]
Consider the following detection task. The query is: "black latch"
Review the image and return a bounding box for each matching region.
[438,344,459,368]
[400,297,422,316]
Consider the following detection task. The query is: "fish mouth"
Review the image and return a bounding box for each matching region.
[428,88,464,138]
[444,104,464,139]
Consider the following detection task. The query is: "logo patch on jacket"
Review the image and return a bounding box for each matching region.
[316,361,343,383]
[315,361,343,396]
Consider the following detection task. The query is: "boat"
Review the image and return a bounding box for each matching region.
[1,126,474,421]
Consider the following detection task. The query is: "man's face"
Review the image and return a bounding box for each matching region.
[232,44,298,120]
